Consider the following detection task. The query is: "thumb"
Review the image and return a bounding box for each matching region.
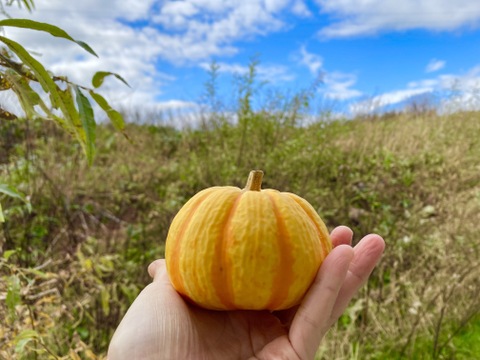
[289,245,354,360]
[148,259,168,282]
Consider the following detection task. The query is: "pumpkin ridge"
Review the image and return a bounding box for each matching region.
[167,189,217,295]
[287,194,332,259]
[264,191,295,310]
[211,191,243,310]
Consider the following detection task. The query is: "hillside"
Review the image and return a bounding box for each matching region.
[1,110,479,359]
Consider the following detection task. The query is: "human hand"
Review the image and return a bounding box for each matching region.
[108,226,385,360]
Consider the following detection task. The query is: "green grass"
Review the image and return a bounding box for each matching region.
[452,316,480,359]
[1,107,480,359]
[365,315,480,360]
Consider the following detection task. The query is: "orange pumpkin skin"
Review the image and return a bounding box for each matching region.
[165,171,332,311]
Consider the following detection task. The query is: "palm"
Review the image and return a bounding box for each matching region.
[108,265,293,359]
[162,295,293,359]
[108,227,385,360]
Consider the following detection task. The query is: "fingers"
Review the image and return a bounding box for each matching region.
[273,226,354,327]
[330,226,353,247]
[289,244,354,360]
[148,259,169,283]
[329,234,385,325]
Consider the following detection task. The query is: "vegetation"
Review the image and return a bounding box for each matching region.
[1,82,479,358]
[0,0,127,224]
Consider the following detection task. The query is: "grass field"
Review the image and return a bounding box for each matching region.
[1,105,479,359]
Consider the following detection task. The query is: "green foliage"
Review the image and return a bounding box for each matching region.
[0,18,97,56]
[2,103,479,358]
[75,85,97,163]
[0,183,31,223]
[92,71,129,89]
[0,1,35,14]
[1,238,141,358]
[89,91,125,132]
[0,18,127,160]
[0,13,128,221]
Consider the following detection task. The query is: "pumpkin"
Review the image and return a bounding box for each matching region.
[165,170,332,311]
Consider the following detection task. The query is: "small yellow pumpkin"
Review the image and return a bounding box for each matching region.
[165,170,332,311]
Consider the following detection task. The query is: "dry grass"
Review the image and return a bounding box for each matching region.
[317,112,480,359]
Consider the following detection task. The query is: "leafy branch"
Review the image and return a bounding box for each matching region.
[0,16,129,222]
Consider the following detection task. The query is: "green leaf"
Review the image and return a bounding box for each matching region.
[0,35,58,97]
[0,18,97,57]
[76,326,89,340]
[92,71,130,88]
[14,329,39,354]
[25,268,50,279]
[14,0,35,12]
[5,70,41,104]
[0,184,32,213]
[4,70,42,118]
[74,86,96,165]
[15,338,33,354]
[0,183,26,201]
[14,329,39,340]
[0,202,4,223]
[23,0,35,12]
[89,90,125,131]
[55,86,86,148]
[100,287,110,316]
[0,38,90,148]
[6,275,21,319]
[3,249,16,260]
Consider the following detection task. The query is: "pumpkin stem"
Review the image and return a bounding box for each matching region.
[245,170,263,191]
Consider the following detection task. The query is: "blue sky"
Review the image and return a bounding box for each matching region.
[4,0,480,120]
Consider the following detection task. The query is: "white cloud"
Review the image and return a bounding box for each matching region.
[426,59,446,73]
[257,65,295,82]
[299,46,323,75]
[199,62,249,75]
[292,0,312,17]
[153,100,199,111]
[199,62,295,83]
[323,72,362,100]
[410,65,480,93]
[153,2,199,29]
[1,0,304,115]
[296,46,360,100]
[351,85,429,115]
[151,0,305,61]
[315,0,480,38]
[350,64,480,115]
[3,1,171,113]
[374,88,432,106]
[435,66,480,112]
